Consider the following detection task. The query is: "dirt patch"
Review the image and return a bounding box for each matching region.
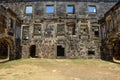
[0,59,120,80]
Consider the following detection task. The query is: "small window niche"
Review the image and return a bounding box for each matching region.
[94,31,99,37]
[25,6,33,14]
[88,51,95,56]
[79,25,88,34]
[46,5,54,14]
[67,5,75,14]
[10,19,14,29]
[33,24,42,35]
[57,24,65,36]
[44,24,55,38]
[88,5,96,13]
[22,26,29,40]
[92,26,99,37]
[67,22,76,35]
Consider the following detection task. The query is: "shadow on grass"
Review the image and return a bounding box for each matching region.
[101,58,120,64]
[0,60,10,64]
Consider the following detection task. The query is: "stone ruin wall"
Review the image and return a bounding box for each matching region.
[1,1,118,59]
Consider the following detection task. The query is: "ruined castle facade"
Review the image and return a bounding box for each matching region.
[0,5,21,60]
[100,1,120,61]
[0,0,119,59]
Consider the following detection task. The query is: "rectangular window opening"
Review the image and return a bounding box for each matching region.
[46,5,54,14]
[67,23,76,35]
[67,5,75,14]
[88,51,95,55]
[33,24,41,35]
[57,24,65,36]
[72,25,76,35]
[25,6,32,14]
[88,6,96,13]
[10,19,13,28]
[22,26,29,40]
[94,31,99,37]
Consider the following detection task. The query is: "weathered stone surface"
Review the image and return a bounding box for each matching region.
[0,0,118,59]
[0,5,21,60]
[99,1,120,61]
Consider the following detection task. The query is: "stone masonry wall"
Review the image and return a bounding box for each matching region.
[1,0,118,58]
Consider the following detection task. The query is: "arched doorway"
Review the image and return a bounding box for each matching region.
[29,45,36,57]
[0,42,9,59]
[0,37,15,61]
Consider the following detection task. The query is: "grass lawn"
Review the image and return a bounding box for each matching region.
[0,59,120,80]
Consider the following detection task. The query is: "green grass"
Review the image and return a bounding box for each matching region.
[0,58,119,69]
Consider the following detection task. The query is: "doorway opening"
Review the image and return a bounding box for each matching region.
[57,45,65,57]
[0,44,9,59]
[30,45,36,58]
[113,40,120,60]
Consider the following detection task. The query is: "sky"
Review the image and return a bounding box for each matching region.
[46,6,54,13]
[25,5,96,14]
[26,6,32,13]
[67,6,74,13]
[89,6,96,13]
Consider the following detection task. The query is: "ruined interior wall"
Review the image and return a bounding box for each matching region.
[1,1,118,58]
[100,2,120,60]
[0,6,16,60]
